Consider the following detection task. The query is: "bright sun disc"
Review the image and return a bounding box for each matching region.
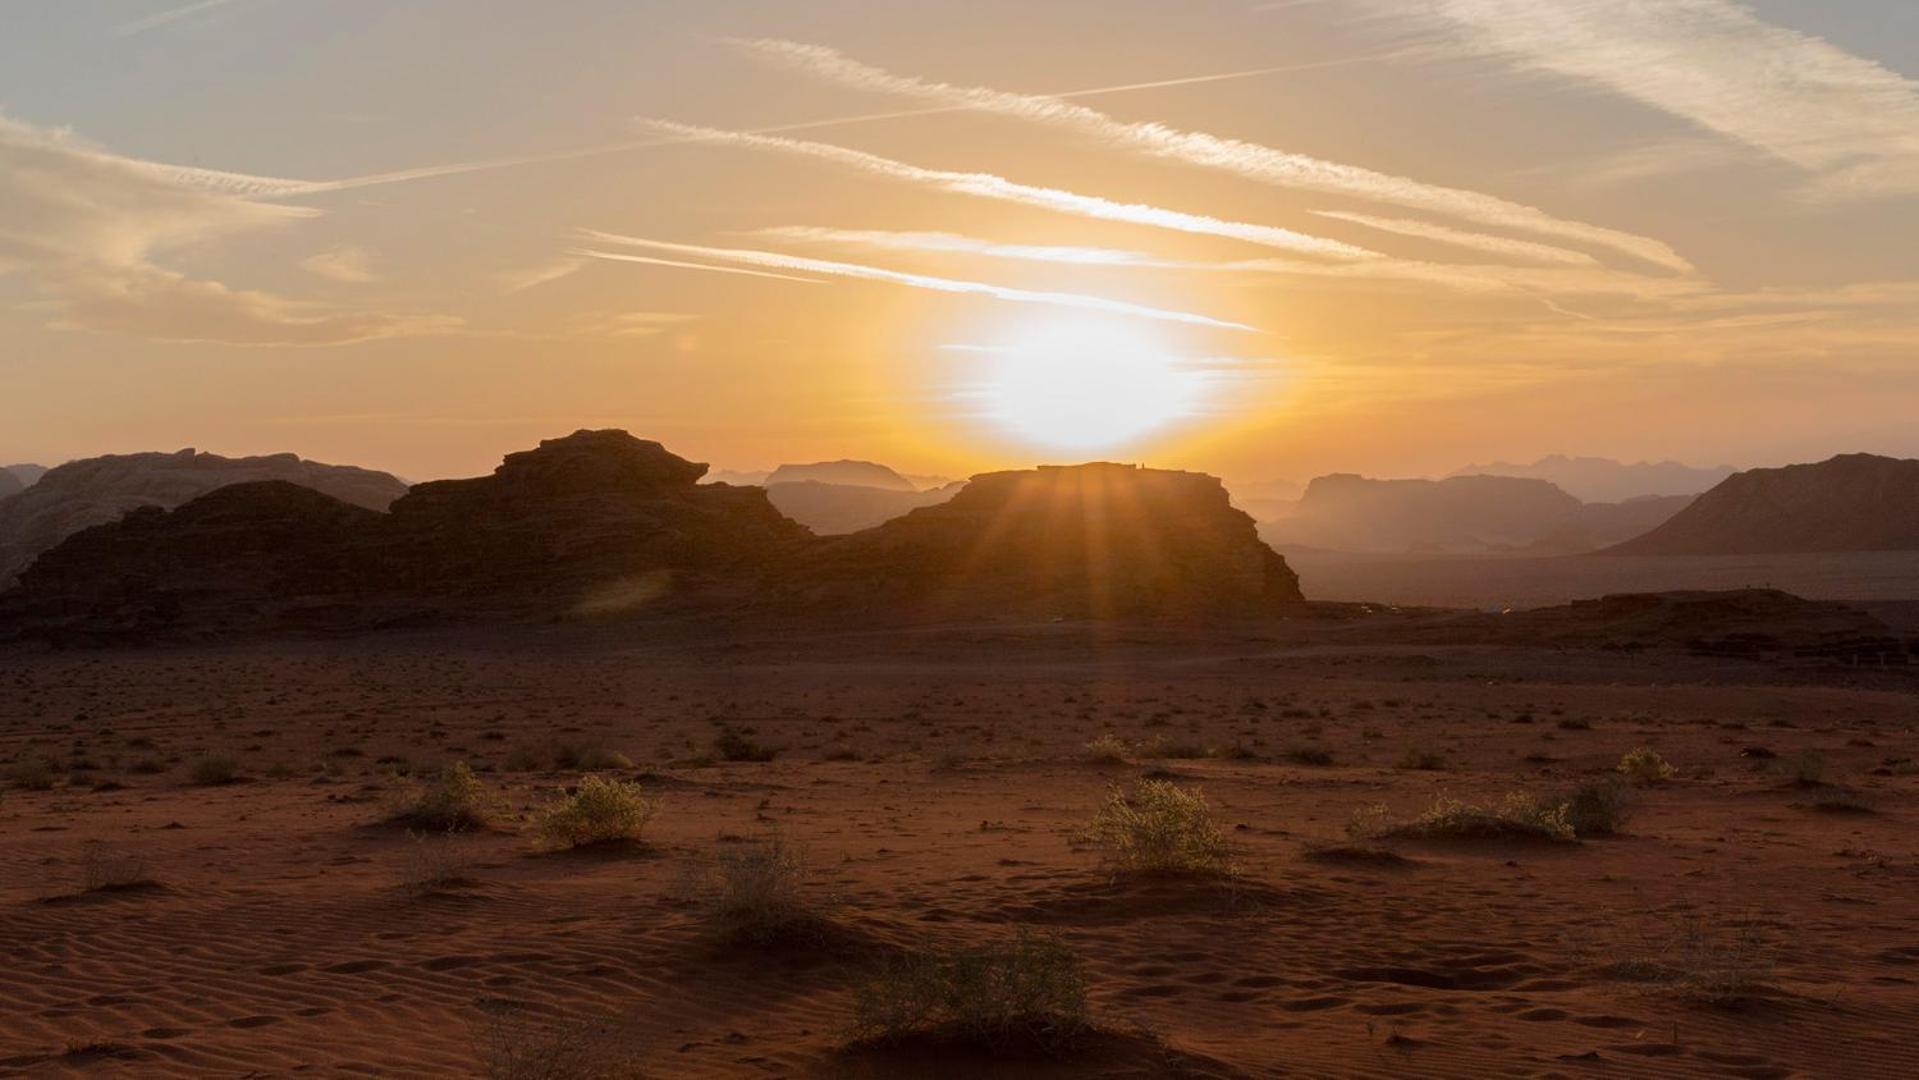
[963,318,1211,453]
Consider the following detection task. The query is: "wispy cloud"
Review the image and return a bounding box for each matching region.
[638,120,1378,261]
[299,246,380,284]
[578,231,1256,330]
[1375,0,1919,199]
[729,38,1692,271]
[116,0,249,36]
[1310,211,1596,266]
[0,114,457,346]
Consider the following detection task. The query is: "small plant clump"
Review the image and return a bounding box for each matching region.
[392,762,495,831]
[852,929,1090,1052]
[189,754,240,786]
[1558,779,1633,836]
[1081,733,1132,765]
[536,775,658,849]
[713,729,777,763]
[1602,915,1775,1006]
[1373,793,1577,843]
[79,840,154,892]
[709,831,823,943]
[1085,780,1230,876]
[1395,748,1446,771]
[1616,746,1675,785]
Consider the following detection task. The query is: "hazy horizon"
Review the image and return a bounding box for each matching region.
[6,1,1918,483]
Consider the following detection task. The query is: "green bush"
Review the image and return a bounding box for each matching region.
[1085,780,1229,875]
[536,775,658,849]
[853,929,1089,1051]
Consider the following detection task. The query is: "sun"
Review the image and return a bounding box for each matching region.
[955,317,1213,454]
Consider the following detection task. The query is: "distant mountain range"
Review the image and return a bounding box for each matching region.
[0,449,407,588]
[1605,454,1919,555]
[1261,473,1693,555]
[1448,455,1736,503]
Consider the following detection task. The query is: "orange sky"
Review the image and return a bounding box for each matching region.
[4,1,1918,486]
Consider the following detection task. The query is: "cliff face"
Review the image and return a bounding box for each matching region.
[1606,454,1919,555]
[785,462,1302,619]
[765,481,963,535]
[1269,474,1585,553]
[764,460,917,491]
[0,448,407,587]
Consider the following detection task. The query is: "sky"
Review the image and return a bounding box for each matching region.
[3,0,1917,486]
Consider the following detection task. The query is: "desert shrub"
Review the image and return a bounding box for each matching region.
[402,830,471,892]
[1616,746,1675,785]
[189,754,239,786]
[6,756,57,790]
[1557,717,1594,731]
[1395,748,1446,771]
[536,775,658,849]
[1085,780,1229,875]
[1773,750,1827,787]
[501,744,545,772]
[1801,787,1874,814]
[1559,779,1633,836]
[1603,915,1774,1005]
[709,831,821,942]
[576,747,633,770]
[392,762,494,831]
[1081,734,1131,765]
[713,730,777,762]
[1389,793,1576,843]
[471,1004,640,1079]
[1286,745,1334,766]
[79,840,153,892]
[852,929,1089,1052]
[127,758,167,776]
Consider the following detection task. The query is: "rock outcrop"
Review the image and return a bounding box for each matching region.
[1449,455,1736,503]
[785,462,1302,619]
[765,480,963,535]
[4,465,48,491]
[1605,454,1919,555]
[1262,473,1693,555]
[0,449,407,587]
[764,460,918,491]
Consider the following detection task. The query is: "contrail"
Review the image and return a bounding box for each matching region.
[579,232,1257,331]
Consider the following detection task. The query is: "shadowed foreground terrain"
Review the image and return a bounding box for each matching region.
[2,623,1916,1077]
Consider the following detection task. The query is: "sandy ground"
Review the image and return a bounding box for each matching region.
[1,624,1916,1077]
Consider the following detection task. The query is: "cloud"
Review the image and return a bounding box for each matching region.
[116,0,248,36]
[729,38,1692,271]
[300,246,380,283]
[498,257,587,292]
[0,114,457,346]
[1373,0,1919,199]
[578,231,1256,330]
[638,120,1378,261]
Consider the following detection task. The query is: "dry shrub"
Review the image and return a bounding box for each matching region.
[1602,914,1775,1006]
[1081,734,1131,765]
[471,1004,641,1079]
[713,730,777,762]
[391,761,494,831]
[1395,748,1446,771]
[708,831,826,943]
[1559,779,1633,836]
[189,753,239,786]
[537,775,658,849]
[1085,780,1229,876]
[80,840,153,892]
[852,929,1089,1052]
[403,830,472,892]
[1386,793,1576,843]
[1616,746,1675,785]
[1772,750,1828,788]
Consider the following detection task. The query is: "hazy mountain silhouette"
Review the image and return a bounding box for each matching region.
[765,480,963,535]
[1449,455,1735,502]
[1605,454,1919,555]
[0,471,21,501]
[0,449,407,588]
[764,459,918,491]
[1261,474,1694,555]
[3,465,46,490]
[0,433,1303,640]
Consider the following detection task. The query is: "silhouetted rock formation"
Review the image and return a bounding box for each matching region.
[765,460,917,491]
[4,464,48,490]
[786,462,1302,619]
[0,449,407,587]
[376,430,810,603]
[1606,454,1919,555]
[1450,455,1735,502]
[1262,474,1693,555]
[0,436,1308,640]
[766,480,963,535]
